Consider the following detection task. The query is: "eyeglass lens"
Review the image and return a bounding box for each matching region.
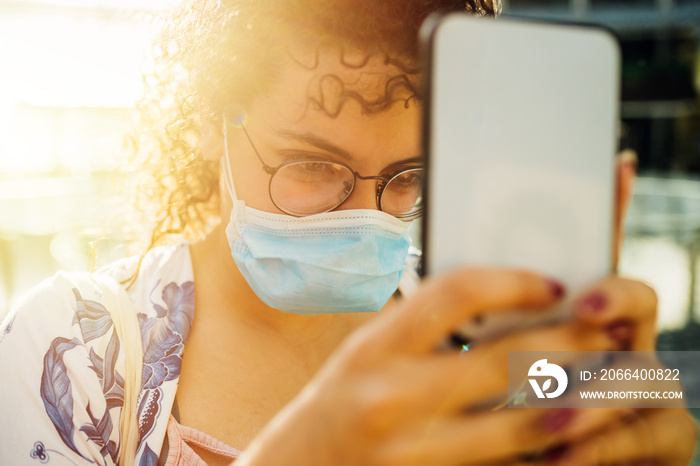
[379,168,423,218]
[268,161,423,218]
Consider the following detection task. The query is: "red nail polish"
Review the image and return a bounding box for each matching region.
[575,292,607,317]
[541,409,576,434]
[631,460,659,466]
[545,444,571,464]
[547,279,566,299]
[606,319,634,344]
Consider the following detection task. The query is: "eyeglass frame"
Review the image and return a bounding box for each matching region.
[234,121,424,220]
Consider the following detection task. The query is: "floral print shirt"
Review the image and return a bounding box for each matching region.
[0,242,422,465]
[0,243,194,466]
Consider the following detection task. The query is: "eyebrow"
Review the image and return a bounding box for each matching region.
[274,129,424,166]
[275,129,354,161]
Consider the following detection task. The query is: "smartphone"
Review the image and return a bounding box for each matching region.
[420,14,620,343]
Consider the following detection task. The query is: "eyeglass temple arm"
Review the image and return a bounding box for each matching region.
[238,122,276,175]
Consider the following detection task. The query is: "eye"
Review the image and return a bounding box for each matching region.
[279,160,350,184]
[299,161,330,173]
[386,169,424,193]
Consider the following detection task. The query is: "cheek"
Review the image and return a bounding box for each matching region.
[221,128,285,214]
[225,160,282,214]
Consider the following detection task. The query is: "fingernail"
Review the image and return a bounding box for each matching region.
[606,319,635,344]
[631,460,659,466]
[547,279,566,299]
[540,408,577,434]
[545,444,572,464]
[575,292,607,318]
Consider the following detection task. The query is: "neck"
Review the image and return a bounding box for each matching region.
[189,223,378,356]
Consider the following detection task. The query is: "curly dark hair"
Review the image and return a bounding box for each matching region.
[125,0,500,258]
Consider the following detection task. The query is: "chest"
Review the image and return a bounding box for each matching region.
[174,321,319,454]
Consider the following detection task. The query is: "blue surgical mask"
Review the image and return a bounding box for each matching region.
[222,125,412,315]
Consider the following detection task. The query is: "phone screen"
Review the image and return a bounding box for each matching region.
[421,14,620,341]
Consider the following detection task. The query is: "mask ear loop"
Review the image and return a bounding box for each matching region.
[221,116,238,202]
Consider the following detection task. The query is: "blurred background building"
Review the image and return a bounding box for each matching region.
[504,0,700,432]
[501,0,700,348]
[1,0,700,349]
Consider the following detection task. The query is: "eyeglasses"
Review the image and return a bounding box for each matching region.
[235,123,423,220]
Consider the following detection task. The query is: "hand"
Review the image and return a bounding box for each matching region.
[527,276,698,466]
[234,269,692,466]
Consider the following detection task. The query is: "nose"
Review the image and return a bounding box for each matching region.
[336,177,378,212]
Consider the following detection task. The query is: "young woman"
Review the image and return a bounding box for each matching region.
[0,0,697,465]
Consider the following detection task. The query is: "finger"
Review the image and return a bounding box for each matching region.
[370,405,629,466]
[371,268,564,354]
[371,408,538,466]
[452,322,616,409]
[572,276,657,350]
[368,383,671,466]
[557,408,698,466]
[352,323,617,434]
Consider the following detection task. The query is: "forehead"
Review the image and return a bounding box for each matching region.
[242,44,423,156]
